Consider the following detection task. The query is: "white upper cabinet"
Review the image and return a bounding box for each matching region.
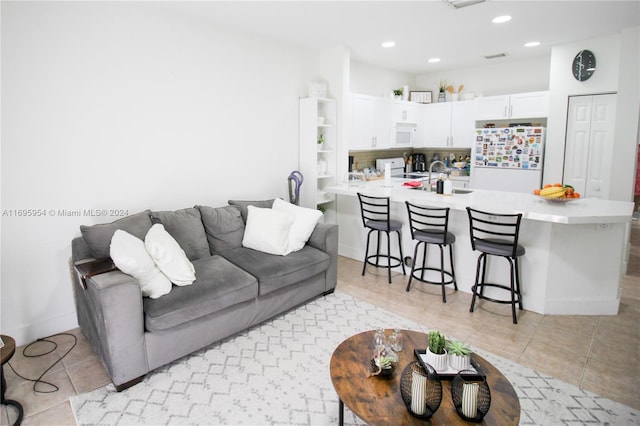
[475,91,549,120]
[391,100,420,124]
[418,100,475,148]
[350,94,392,150]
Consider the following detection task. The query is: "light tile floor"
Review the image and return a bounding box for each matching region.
[2,222,639,425]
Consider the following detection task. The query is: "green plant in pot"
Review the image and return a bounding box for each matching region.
[393,88,403,99]
[426,330,448,372]
[445,339,472,371]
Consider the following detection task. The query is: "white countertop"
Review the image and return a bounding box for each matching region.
[327,179,634,225]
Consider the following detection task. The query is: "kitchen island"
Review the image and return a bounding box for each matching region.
[327,179,634,315]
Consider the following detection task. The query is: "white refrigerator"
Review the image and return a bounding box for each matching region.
[469,127,545,193]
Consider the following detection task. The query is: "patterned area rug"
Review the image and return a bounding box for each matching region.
[70,292,639,425]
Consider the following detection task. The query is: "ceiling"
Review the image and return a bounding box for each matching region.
[164,1,640,74]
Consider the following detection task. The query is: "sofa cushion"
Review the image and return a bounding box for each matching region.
[196,205,245,254]
[145,224,196,286]
[151,208,210,261]
[242,206,294,256]
[228,199,275,223]
[80,210,153,259]
[143,256,258,332]
[110,230,172,299]
[272,198,323,253]
[222,245,330,296]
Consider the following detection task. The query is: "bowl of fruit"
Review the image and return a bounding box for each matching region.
[533,183,581,203]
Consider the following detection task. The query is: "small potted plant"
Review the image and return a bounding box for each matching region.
[445,339,472,371]
[425,330,448,371]
[393,88,403,100]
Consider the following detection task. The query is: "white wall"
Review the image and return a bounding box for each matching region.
[415,55,551,98]
[1,2,316,345]
[350,60,416,98]
[545,29,639,202]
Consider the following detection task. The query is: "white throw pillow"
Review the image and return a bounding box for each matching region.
[242,205,294,255]
[272,198,323,252]
[110,230,172,299]
[145,224,196,286]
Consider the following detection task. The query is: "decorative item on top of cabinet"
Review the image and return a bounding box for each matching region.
[437,81,447,103]
[410,91,432,104]
[299,97,337,223]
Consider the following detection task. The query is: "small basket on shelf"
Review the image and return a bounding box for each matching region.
[399,361,442,419]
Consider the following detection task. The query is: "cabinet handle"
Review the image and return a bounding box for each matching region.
[504,106,508,117]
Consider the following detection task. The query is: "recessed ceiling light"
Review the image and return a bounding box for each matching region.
[492,15,512,24]
[524,41,541,47]
[428,58,441,63]
[381,41,396,48]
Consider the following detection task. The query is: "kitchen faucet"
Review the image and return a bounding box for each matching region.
[427,160,446,191]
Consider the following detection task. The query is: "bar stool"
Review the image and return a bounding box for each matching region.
[466,207,525,324]
[405,202,457,303]
[357,193,406,283]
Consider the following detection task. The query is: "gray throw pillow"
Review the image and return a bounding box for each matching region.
[196,205,245,254]
[228,199,275,223]
[151,208,210,261]
[80,210,153,259]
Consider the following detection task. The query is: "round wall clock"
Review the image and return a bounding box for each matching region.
[572,50,596,81]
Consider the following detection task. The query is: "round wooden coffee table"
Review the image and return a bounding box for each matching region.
[1,335,24,426]
[330,330,520,425]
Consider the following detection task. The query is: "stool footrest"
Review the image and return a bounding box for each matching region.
[410,267,456,286]
[365,254,404,269]
[471,283,522,306]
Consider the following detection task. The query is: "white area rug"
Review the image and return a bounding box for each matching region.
[70,292,639,425]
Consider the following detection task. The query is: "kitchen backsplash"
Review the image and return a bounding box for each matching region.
[349,148,471,172]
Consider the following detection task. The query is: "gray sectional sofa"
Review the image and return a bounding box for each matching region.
[70,200,338,391]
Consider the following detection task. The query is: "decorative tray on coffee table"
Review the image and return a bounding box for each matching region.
[413,349,484,380]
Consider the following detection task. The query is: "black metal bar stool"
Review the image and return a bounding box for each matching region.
[466,207,525,324]
[357,193,406,283]
[405,202,457,303]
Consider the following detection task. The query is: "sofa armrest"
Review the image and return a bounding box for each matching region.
[307,223,339,292]
[78,270,149,386]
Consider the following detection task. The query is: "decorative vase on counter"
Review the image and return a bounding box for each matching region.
[437,91,446,103]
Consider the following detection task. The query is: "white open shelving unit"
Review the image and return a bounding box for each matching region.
[299,97,337,223]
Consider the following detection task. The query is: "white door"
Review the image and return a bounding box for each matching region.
[563,94,617,199]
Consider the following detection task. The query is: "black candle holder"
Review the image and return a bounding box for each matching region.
[399,361,442,419]
[450,369,491,422]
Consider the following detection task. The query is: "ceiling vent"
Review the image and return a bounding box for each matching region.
[485,53,508,59]
[442,0,486,9]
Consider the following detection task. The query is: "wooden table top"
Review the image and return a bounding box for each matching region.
[330,330,520,425]
[1,335,16,365]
